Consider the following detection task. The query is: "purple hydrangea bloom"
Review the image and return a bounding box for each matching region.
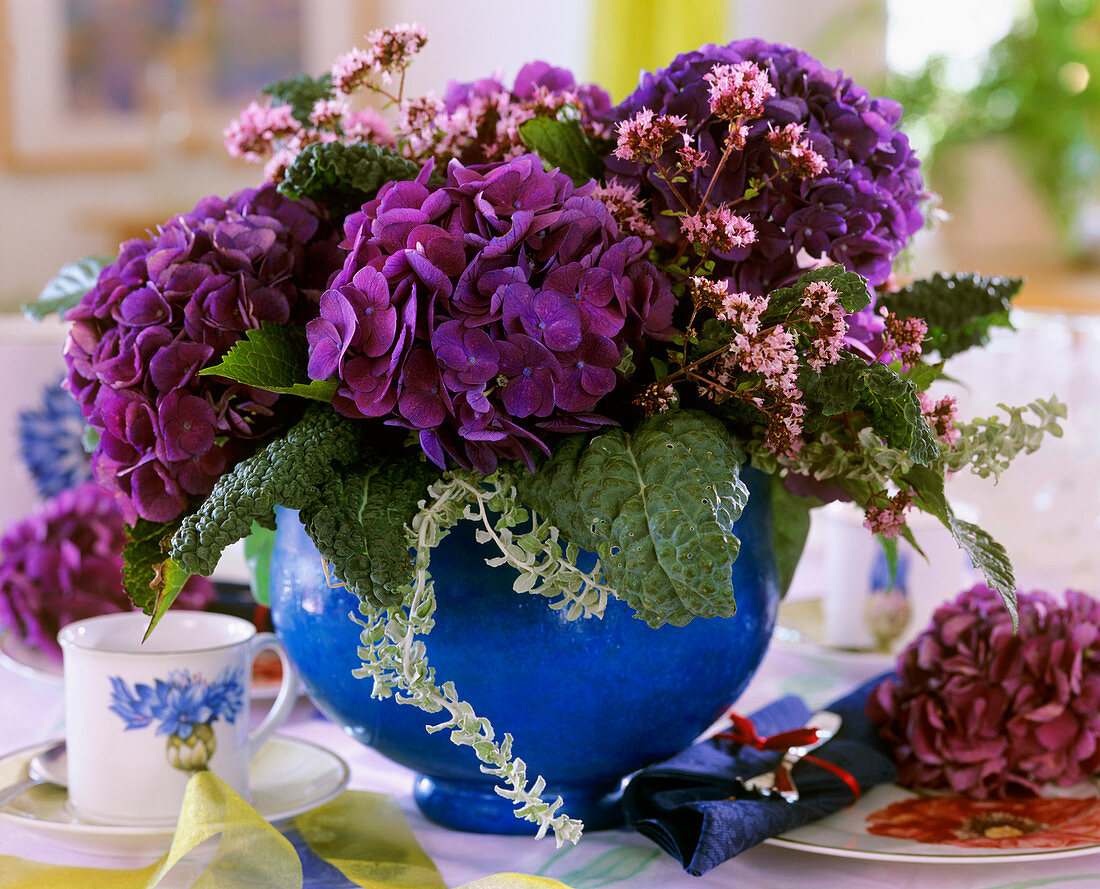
[0,482,214,659]
[64,185,343,523]
[606,39,926,295]
[867,585,1100,799]
[307,155,676,472]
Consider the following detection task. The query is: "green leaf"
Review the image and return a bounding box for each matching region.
[879,272,1021,359]
[769,476,818,597]
[170,404,363,582]
[518,410,749,628]
[123,518,187,614]
[301,456,438,605]
[800,354,939,464]
[518,115,603,186]
[142,560,192,641]
[260,73,334,126]
[199,322,337,402]
[23,256,112,322]
[243,523,276,607]
[278,141,421,218]
[764,265,872,324]
[904,464,1017,626]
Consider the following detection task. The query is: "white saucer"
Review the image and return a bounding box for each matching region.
[0,735,349,858]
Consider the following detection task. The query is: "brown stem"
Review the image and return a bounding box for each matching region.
[653,159,694,213]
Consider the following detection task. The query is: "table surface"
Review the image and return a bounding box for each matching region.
[1,639,1097,889]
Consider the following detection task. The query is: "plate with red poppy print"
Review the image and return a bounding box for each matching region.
[765,783,1100,863]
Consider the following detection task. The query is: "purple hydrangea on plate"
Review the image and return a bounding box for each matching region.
[605,39,926,295]
[867,585,1100,799]
[63,185,343,523]
[307,154,676,472]
[0,481,214,659]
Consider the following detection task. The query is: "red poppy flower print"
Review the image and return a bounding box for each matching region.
[866,795,1100,850]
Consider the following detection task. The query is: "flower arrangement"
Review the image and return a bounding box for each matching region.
[36,24,1066,841]
[868,585,1100,799]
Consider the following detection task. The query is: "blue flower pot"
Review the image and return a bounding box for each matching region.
[268,466,779,834]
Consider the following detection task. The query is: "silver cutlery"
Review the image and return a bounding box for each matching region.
[0,741,67,808]
[739,710,841,802]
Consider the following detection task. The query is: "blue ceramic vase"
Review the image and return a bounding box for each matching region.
[269,466,780,834]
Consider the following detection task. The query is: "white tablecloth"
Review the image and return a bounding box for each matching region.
[1,639,1098,889]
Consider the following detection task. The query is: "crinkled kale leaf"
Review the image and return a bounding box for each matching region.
[278,141,421,218]
[517,409,748,628]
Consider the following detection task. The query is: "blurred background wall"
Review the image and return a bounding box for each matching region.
[0,0,1098,616]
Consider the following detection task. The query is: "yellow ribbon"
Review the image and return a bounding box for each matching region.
[0,772,575,889]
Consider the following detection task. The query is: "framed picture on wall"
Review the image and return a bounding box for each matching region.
[0,0,366,172]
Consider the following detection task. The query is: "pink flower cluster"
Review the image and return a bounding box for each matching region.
[920,392,961,444]
[881,309,928,370]
[703,61,775,121]
[613,109,688,164]
[868,585,1100,799]
[590,181,656,239]
[767,123,828,179]
[224,102,300,163]
[681,207,757,253]
[800,280,847,370]
[224,98,395,182]
[331,23,427,91]
[862,489,913,538]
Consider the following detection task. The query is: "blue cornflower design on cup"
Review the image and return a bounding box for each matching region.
[108,668,245,772]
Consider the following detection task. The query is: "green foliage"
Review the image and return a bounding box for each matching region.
[122,518,187,616]
[278,141,421,218]
[170,404,361,577]
[904,465,1017,625]
[764,265,872,323]
[260,73,334,125]
[800,354,939,464]
[455,472,611,620]
[948,397,1066,480]
[199,321,337,402]
[885,0,1100,248]
[769,476,817,597]
[301,457,439,608]
[517,410,749,628]
[518,113,604,186]
[23,256,112,322]
[879,272,1020,359]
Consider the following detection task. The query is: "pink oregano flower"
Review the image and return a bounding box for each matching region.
[613,109,687,163]
[224,101,300,162]
[703,61,775,121]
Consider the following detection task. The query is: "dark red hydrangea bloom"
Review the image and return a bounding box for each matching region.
[867,585,1100,799]
[606,39,926,295]
[306,154,676,472]
[64,185,343,523]
[0,482,213,659]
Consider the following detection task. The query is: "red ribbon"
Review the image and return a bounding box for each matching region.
[714,711,863,803]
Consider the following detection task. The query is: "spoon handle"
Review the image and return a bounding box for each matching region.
[0,776,42,808]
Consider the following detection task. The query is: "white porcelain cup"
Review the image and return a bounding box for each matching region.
[58,611,297,826]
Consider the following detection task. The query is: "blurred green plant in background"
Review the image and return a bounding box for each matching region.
[887,0,1100,258]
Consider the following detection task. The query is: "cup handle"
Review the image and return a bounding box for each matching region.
[247,632,298,757]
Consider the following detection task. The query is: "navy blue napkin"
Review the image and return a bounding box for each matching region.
[621,676,897,875]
